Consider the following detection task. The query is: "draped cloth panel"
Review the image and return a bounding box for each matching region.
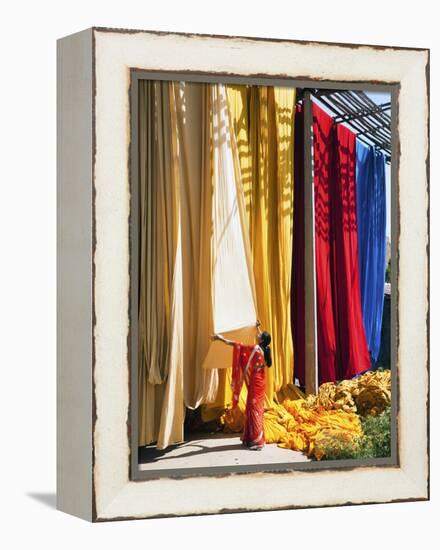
[272,88,296,393]
[174,82,219,409]
[202,84,258,370]
[225,85,296,403]
[313,103,370,383]
[139,81,259,446]
[291,104,306,386]
[139,81,297,446]
[202,86,255,416]
[356,141,387,362]
[209,84,257,337]
[140,81,229,448]
[313,103,338,383]
[138,81,185,448]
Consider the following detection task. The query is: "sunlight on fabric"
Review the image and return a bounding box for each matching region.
[211,85,257,334]
[203,84,258,370]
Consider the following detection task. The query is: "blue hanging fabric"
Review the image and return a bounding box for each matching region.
[356,141,387,362]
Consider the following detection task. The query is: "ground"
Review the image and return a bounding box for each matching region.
[138,432,310,471]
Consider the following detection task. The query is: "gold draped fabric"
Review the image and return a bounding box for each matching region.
[234,85,296,402]
[221,369,391,460]
[205,85,296,414]
[221,396,363,461]
[175,82,218,409]
[138,81,185,448]
[139,81,297,447]
[201,84,258,372]
[138,82,384,460]
[138,81,218,448]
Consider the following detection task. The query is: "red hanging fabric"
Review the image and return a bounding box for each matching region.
[312,103,370,383]
[313,103,338,383]
[291,104,306,386]
[332,122,371,379]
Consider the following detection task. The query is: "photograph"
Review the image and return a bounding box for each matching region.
[133,78,395,475]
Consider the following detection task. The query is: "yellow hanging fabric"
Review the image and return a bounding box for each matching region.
[273,87,296,391]
[204,85,296,415]
[221,393,363,460]
[202,83,258,372]
[139,81,260,446]
[139,81,297,446]
[202,86,254,417]
[138,81,185,448]
[174,81,219,409]
[251,86,296,402]
[139,81,223,448]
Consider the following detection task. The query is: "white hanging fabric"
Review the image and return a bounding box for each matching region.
[203,84,258,370]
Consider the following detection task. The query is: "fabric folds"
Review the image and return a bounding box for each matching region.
[226,85,296,403]
[175,82,218,409]
[356,142,387,362]
[313,102,370,383]
[139,81,261,448]
[138,81,185,448]
[139,81,221,448]
[313,103,338,383]
[291,104,306,386]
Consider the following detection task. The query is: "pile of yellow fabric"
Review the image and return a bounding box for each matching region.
[219,370,391,460]
[304,370,391,416]
[278,400,363,460]
[221,399,362,460]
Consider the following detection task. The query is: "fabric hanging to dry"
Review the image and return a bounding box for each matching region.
[227,85,296,404]
[138,80,185,448]
[139,80,223,448]
[175,82,219,410]
[291,103,306,386]
[356,142,387,362]
[202,84,258,372]
[313,102,370,383]
[203,85,297,419]
[139,81,261,448]
[203,85,297,421]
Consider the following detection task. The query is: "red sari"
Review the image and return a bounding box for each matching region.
[231,343,266,447]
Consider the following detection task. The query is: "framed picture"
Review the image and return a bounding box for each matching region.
[57,27,429,521]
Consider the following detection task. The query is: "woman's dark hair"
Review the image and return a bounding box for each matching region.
[259,331,272,367]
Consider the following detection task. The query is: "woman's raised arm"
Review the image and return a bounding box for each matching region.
[211,333,235,346]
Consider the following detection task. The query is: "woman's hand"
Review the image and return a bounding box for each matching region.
[256,319,262,336]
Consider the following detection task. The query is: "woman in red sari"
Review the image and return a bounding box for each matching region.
[211,321,272,450]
